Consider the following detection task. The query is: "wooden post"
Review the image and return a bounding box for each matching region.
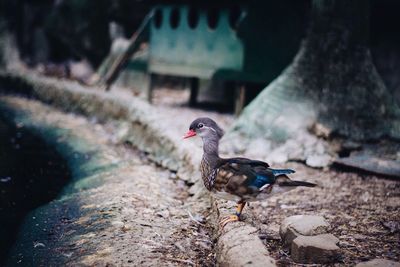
[235,84,246,116]
[146,73,155,103]
[189,77,199,106]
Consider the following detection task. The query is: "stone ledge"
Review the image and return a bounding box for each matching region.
[218,224,276,267]
[0,70,276,267]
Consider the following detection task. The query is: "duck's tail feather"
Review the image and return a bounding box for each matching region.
[280,180,317,187]
[276,174,317,187]
[271,168,295,176]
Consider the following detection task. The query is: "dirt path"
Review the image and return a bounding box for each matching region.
[150,87,400,266]
[251,163,400,265]
[0,95,215,266]
[2,73,399,266]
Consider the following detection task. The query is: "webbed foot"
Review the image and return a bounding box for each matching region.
[219,214,240,228]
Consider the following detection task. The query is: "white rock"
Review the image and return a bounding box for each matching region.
[111,220,124,228]
[246,138,271,159]
[69,60,94,83]
[306,154,331,168]
[266,148,288,164]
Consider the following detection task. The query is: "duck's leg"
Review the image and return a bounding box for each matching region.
[219,201,246,228]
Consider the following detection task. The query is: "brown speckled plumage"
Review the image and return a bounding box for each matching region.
[200,156,217,190]
[185,117,316,225]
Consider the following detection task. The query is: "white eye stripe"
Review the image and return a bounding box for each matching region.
[205,126,216,133]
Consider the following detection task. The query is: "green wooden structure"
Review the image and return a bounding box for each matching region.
[149,6,243,79]
[102,2,304,114]
[147,5,248,113]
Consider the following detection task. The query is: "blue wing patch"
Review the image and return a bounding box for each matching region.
[249,168,295,188]
[250,174,274,188]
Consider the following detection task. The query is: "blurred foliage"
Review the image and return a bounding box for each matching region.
[44,0,111,66]
[0,0,398,107]
[1,0,151,67]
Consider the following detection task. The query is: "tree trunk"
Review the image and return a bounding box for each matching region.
[221,0,400,165]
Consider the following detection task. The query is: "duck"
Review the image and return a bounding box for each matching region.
[183,117,316,227]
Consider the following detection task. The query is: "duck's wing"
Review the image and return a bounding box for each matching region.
[224,157,270,168]
[215,158,276,193]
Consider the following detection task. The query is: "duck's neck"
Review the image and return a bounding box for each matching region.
[202,135,220,159]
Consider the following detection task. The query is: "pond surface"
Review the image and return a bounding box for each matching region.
[0,114,71,264]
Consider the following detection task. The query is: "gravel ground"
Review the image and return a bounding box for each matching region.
[0,95,216,266]
[2,79,399,266]
[253,163,400,266]
[150,87,400,266]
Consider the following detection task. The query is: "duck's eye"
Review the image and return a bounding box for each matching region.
[198,123,204,128]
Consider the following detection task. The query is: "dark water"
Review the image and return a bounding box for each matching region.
[0,114,71,264]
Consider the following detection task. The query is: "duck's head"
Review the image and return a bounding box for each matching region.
[183,117,224,140]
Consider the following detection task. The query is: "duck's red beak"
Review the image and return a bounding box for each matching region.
[183,129,196,139]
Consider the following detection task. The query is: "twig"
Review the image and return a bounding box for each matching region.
[187,210,204,225]
[164,257,195,266]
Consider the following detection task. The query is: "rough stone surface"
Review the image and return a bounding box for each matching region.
[0,96,214,266]
[280,215,330,245]
[335,154,400,179]
[355,259,400,267]
[0,70,274,267]
[217,224,276,267]
[306,154,332,168]
[291,234,340,264]
[0,70,199,184]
